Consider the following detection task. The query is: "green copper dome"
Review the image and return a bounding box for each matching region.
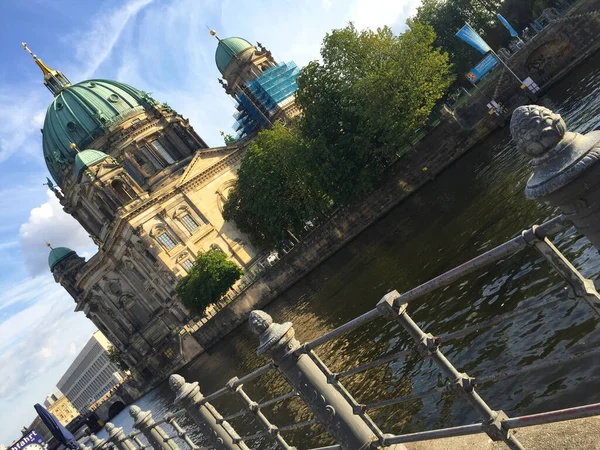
[74,149,110,182]
[215,37,254,73]
[49,247,76,271]
[42,79,153,186]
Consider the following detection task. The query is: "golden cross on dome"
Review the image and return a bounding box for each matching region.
[21,42,58,77]
[46,242,53,250]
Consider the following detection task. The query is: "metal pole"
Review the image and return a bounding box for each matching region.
[377,292,525,450]
[130,406,179,450]
[248,310,406,450]
[106,423,137,450]
[169,374,249,450]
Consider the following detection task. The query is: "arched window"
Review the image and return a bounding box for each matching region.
[111,180,133,205]
[156,232,177,250]
[180,213,198,232]
[210,244,224,254]
[182,259,194,271]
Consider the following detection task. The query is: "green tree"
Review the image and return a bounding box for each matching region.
[296,22,454,204]
[176,249,243,315]
[413,0,502,79]
[107,345,128,371]
[222,123,330,249]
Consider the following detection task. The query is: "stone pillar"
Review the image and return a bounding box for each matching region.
[90,435,110,450]
[169,374,249,450]
[130,405,179,450]
[105,422,137,450]
[249,310,404,450]
[511,105,600,249]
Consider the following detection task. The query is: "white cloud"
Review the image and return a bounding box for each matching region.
[0,275,96,444]
[68,0,154,80]
[19,191,96,276]
[350,0,421,31]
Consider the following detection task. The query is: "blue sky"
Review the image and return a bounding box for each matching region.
[0,0,420,444]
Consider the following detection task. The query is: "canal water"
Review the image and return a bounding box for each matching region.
[101,57,600,449]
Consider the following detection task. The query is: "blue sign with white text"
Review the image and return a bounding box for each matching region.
[9,430,49,450]
[456,24,491,54]
[466,53,499,83]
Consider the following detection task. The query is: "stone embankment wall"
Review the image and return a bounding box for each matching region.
[192,6,600,349]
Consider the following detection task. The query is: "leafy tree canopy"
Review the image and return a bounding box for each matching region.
[222,123,330,249]
[107,345,128,371]
[176,249,243,315]
[296,22,454,204]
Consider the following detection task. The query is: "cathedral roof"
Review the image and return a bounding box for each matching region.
[215,37,254,73]
[49,247,76,271]
[42,79,153,186]
[74,149,110,182]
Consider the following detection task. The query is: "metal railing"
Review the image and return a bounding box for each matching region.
[85,214,600,449]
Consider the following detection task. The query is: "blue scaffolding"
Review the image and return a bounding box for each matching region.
[233,61,299,137]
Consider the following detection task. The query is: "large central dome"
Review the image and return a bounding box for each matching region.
[215,37,254,74]
[42,79,153,186]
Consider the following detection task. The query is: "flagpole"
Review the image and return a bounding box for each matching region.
[466,22,524,86]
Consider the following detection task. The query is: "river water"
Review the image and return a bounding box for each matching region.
[100,57,600,448]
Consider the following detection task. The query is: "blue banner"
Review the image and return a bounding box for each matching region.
[9,430,49,450]
[466,53,498,83]
[497,14,519,37]
[455,24,491,54]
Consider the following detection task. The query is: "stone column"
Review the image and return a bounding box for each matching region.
[169,374,249,450]
[105,422,137,450]
[130,405,179,450]
[511,105,600,249]
[90,435,111,450]
[248,310,404,450]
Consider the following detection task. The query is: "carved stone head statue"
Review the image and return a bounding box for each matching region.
[510,105,567,157]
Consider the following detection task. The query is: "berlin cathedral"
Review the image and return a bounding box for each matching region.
[25,32,300,381]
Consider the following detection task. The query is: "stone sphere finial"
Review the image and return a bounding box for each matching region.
[89,435,102,445]
[105,422,115,432]
[169,374,185,392]
[510,105,566,157]
[249,310,273,335]
[129,405,141,418]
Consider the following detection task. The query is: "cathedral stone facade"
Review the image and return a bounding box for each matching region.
[25,34,299,383]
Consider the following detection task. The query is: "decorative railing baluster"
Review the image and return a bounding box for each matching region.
[129,433,147,450]
[226,378,296,450]
[377,291,525,450]
[248,310,407,450]
[106,422,137,450]
[169,374,249,450]
[130,405,180,450]
[164,415,199,450]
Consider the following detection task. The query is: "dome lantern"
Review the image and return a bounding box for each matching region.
[47,243,77,272]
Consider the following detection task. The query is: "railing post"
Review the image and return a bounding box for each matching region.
[377,292,525,450]
[169,374,249,450]
[90,434,111,450]
[130,405,179,450]
[106,422,137,450]
[248,310,406,450]
[511,105,600,250]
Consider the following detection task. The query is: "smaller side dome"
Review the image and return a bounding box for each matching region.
[215,37,254,73]
[74,149,110,182]
[49,247,76,271]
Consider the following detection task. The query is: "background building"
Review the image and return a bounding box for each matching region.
[56,331,125,413]
[43,391,79,426]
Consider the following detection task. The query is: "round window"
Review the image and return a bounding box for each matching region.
[56,102,63,110]
[109,94,120,103]
[88,82,96,88]
[67,122,77,131]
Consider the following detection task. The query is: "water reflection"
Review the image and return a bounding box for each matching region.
[103,57,600,448]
